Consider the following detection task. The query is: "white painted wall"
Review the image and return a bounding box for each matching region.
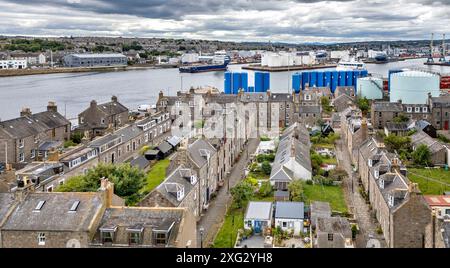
[275,218,304,236]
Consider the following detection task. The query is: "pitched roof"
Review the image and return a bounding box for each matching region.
[155,166,197,206]
[167,136,182,147]
[31,111,70,130]
[2,192,104,231]
[96,101,128,116]
[275,202,304,219]
[424,195,450,207]
[372,101,403,112]
[0,193,16,224]
[411,131,445,153]
[316,216,352,237]
[130,156,150,170]
[187,139,216,168]
[299,105,321,114]
[245,201,273,220]
[158,141,173,154]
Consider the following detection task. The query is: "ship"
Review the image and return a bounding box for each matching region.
[336,57,366,71]
[374,52,388,62]
[179,51,230,73]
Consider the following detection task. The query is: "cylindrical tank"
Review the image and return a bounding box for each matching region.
[338,71,346,86]
[263,72,270,91]
[390,71,440,104]
[345,71,354,86]
[232,72,241,94]
[317,72,324,87]
[324,71,331,88]
[224,72,232,94]
[357,77,384,100]
[331,71,338,93]
[302,72,310,90]
[309,71,318,87]
[255,72,264,92]
[241,72,248,92]
[388,69,404,92]
[292,73,301,93]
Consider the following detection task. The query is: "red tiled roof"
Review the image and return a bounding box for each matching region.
[424,195,450,207]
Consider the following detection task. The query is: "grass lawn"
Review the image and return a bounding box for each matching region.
[303,183,348,213]
[213,208,244,248]
[408,168,450,195]
[313,143,335,149]
[140,159,170,194]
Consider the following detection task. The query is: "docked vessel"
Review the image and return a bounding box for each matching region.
[179,51,230,73]
[374,52,388,62]
[336,57,366,71]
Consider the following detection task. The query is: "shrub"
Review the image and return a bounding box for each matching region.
[287,180,304,202]
[411,144,432,167]
[258,181,273,197]
[231,180,255,209]
[261,161,272,175]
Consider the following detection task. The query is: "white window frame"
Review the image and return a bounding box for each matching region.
[423,107,428,113]
[38,232,46,246]
[415,107,420,113]
[19,153,25,162]
[18,139,24,148]
[406,107,412,113]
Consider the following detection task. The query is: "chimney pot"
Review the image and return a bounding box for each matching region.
[90,100,97,107]
[111,95,118,102]
[47,101,57,112]
[20,107,32,117]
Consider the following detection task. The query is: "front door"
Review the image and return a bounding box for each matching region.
[254,221,262,233]
[111,153,115,164]
[444,121,449,131]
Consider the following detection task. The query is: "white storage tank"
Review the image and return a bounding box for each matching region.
[357,77,384,100]
[390,71,440,104]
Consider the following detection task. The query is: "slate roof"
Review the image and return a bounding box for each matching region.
[378,172,409,210]
[38,140,63,151]
[385,122,409,132]
[167,136,182,147]
[2,192,104,231]
[415,120,432,130]
[96,207,184,245]
[155,167,198,206]
[372,101,403,112]
[187,139,216,168]
[411,131,445,154]
[443,220,450,248]
[115,124,142,143]
[130,156,150,170]
[0,193,16,224]
[316,216,352,237]
[431,96,450,108]
[275,202,304,219]
[0,110,69,139]
[310,201,332,227]
[240,92,269,102]
[274,190,289,199]
[269,93,293,102]
[158,141,173,154]
[245,201,273,220]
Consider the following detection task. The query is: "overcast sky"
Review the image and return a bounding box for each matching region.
[0,0,448,43]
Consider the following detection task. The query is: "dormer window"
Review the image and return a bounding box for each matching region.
[100,226,117,244]
[388,194,395,207]
[127,225,144,245]
[423,107,428,113]
[415,107,420,113]
[379,179,384,189]
[374,170,379,179]
[18,139,24,148]
[190,175,197,185]
[368,159,373,167]
[407,107,412,113]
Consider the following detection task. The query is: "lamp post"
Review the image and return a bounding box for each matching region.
[199,227,205,248]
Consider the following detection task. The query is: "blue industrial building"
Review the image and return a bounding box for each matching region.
[291,69,369,93]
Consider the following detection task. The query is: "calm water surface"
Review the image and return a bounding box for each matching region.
[0,58,448,122]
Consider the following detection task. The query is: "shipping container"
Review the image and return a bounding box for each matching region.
[317,72,324,87]
[255,72,264,92]
[224,71,232,94]
[302,72,310,90]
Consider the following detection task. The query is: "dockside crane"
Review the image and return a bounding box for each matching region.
[427,33,434,63]
[439,33,446,62]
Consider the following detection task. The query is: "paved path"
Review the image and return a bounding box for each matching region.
[197,138,260,247]
[335,132,386,248]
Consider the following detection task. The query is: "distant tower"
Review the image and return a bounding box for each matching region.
[427,33,434,63]
[439,34,446,62]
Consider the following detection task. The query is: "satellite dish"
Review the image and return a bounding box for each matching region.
[66,239,81,248]
[366,239,381,248]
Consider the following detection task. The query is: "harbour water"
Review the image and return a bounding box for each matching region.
[0,58,448,122]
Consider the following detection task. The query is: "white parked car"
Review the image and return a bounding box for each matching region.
[137,104,151,112]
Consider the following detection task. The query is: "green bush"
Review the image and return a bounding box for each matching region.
[287,180,304,202]
[261,161,272,175]
[260,136,271,142]
[258,181,273,197]
[231,180,255,209]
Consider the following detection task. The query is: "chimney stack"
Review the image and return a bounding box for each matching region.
[47,101,57,113]
[360,117,368,141]
[20,107,32,117]
[99,178,114,208]
[159,90,164,99]
[111,95,118,103]
[176,138,189,166]
[90,100,97,108]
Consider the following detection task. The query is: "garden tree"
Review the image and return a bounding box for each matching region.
[310,151,324,175]
[329,168,348,181]
[320,96,333,113]
[57,163,146,205]
[356,97,370,115]
[412,144,432,167]
[393,113,409,123]
[230,180,255,209]
[287,180,304,202]
[70,132,84,144]
[383,134,411,152]
[261,161,272,175]
[258,181,273,197]
[257,154,275,163]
